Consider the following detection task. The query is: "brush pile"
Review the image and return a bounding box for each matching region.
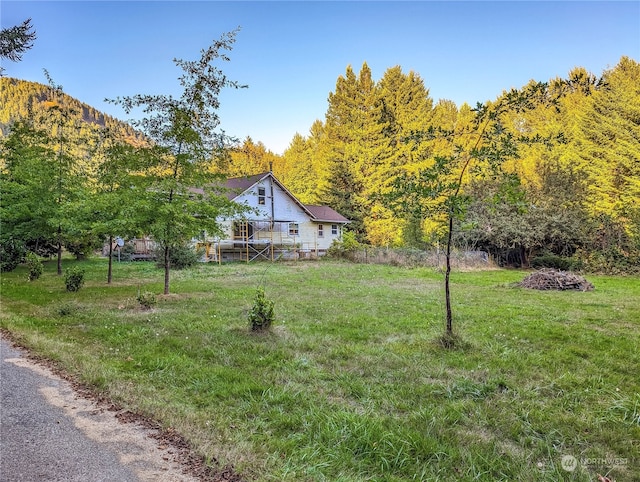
[519,269,594,291]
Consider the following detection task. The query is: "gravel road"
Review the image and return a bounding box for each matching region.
[0,335,201,482]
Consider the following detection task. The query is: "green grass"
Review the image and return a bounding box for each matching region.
[1,258,639,481]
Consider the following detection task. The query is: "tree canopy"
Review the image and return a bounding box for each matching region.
[106,29,249,294]
[1,54,638,275]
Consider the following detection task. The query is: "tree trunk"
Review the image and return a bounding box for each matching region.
[57,225,62,276]
[520,245,529,268]
[164,245,170,295]
[107,235,113,284]
[445,214,454,337]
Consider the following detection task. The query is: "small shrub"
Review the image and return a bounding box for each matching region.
[26,238,58,258]
[137,290,157,310]
[249,287,275,332]
[56,302,79,317]
[26,252,43,281]
[117,242,136,261]
[0,239,26,272]
[573,248,639,275]
[64,266,85,292]
[327,231,360,259]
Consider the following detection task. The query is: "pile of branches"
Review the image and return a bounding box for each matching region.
[519,269,594,291]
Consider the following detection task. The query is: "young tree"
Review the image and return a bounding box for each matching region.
[88,137,148,284]
[386,83,555,343]
[0,18,36,76]
[0,104,88,276]
[107,30,248,294]
[42,71,90,275]
[0,121,56,270]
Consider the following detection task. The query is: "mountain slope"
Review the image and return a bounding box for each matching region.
[0,77,142,142]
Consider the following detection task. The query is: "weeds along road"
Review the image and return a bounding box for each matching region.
[0,335,201,482]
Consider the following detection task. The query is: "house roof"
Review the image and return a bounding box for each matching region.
[305,205,350,223]
[224,172,269,199]
[224,172,270,199]
[188,173,270,200]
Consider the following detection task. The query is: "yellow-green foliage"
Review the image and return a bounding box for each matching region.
[2,57,638,267]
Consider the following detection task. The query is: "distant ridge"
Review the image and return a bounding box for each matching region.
[0,77,143,142]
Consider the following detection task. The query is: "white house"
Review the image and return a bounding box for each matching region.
[199,171,350,262]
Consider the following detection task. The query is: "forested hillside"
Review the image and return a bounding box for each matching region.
[0,77,142,140]
[2,57,639,272]
[1,77,146,187]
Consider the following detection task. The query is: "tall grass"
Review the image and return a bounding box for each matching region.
[1,258,638,481]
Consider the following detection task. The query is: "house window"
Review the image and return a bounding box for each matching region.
[318,224,324,238]
[234,222,247,239]
[257,187,266,205]
[331,224,338,235]
[288,223,299,236]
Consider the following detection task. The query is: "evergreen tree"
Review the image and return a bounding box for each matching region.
[219,136,281,178]
[370,67,434,245]
[321,65,367,239]
[574,57,640,259]
[0,18,36,76]
[281,132,316,203]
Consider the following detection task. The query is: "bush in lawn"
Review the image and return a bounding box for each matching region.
[26,238,58,258]
[64,266,85,292]
[574,248,639,275]
[56,301,79,317]
[117,242,137,261]
[66,235,102,260]
[249,287,275,332]
[136,290,157,310]
[0,238,26,272]
[26,252,43,281]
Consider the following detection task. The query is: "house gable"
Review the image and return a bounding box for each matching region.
[226,172,316,221]
[225,172,349,225]
[206,172,350,260]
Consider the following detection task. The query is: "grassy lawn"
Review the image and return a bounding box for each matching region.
[1,258,638,481]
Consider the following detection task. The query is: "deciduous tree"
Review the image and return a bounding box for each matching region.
[107,30,249,294]
[386,83,554,342]
[88,137,149,283]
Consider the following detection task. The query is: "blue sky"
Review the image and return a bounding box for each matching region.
[2,1,639,154]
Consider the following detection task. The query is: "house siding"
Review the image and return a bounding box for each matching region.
[206,174,346,260]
